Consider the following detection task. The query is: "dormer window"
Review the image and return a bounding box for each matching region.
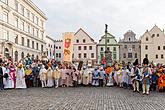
[152,34,155,37]
[83,39,86,43]
[157,34,159,37]
[146,37,148,41]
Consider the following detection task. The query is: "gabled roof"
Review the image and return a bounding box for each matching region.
[74,28,96,43]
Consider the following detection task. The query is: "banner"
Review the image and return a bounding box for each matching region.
[63,32,74,62]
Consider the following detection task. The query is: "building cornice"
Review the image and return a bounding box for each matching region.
[97,44,119,46]
[46,36,55,42]
[0,20,46,44]
[23,0,47,20]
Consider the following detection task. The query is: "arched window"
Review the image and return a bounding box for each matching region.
[36,55,39,60]
[21,52,24,59]
[15,51,18,62]
[4,48,9,59]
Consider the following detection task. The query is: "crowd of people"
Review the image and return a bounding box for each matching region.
[0,57,165,95]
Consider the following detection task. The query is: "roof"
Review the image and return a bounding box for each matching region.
[74,28,97,44]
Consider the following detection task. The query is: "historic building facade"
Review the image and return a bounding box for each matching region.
[119,30,141,63]
[140,25,165,64]
[0,0,47,61]
[46,36,55,60]
[97,32,119,63]
[73,28,97,66]
[54,40,63,61]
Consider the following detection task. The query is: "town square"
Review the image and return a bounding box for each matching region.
[0,0,165,110]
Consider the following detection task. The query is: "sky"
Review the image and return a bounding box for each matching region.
[33,0,165,42]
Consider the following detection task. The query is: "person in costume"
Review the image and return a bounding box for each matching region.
[72,68,78,87]
[0,63,3,90]
[114,63,122,87]
[53,66,61,88]
[82,66,90,86]
[141,58,151,95]
[25,65,33,88]
[99,66,106,87]
[106,66,114,87]
[5,64,16,89]
[16,63,27,89]
[131,59,141,92]
[92,68,99,86]
[39,65,47,88]
[46,66,53,87]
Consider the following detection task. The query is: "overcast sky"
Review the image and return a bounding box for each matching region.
[33,0,165,42]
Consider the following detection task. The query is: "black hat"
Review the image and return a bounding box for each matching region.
[133,59,138,66]
[143,58,149,65]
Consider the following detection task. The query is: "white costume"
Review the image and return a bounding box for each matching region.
[47,67,53,87]
[16,67,27,89]
[39,65,47,88]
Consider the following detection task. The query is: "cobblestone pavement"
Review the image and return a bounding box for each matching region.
[0,87,165,110]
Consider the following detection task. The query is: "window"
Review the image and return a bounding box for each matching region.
[89,46,92,50]
[21,37,24,46]
[101,47,104,51]
[157,34,159,37]
[123,53,126,58]
[78,53,81,58]
[56,53,58,58]
[1,0,8,4]
[15,0,18,11]
[31,13,35,22]
[26,9,30,19]
[41,31,44,40]
[107,39,109,43]
[21,52,24,59]
[84,46,87,50]
[20,20,24,30]
[83,39,86,43]
[129,38,131,41]
[107,47,110,51]
[15,35,18,44]
[36,43,38,50]
[145,54,148,58]
[27,39,30,47]
[2,11,8,22]
[59,46,61,49]
[135,53,137,58]
[36,30,39,37]
[32,41,34,49]
[41,45,43,52]
[145,45,148,50]
[72,54,74,58]
[14,17,18,27]
[59,53,61,58]
[161,54,164,59]
[152,34,155,37]
[113,54,117,59]
[35,16,39,25]
[113,47,116,51]
[146,37,148,41]
[76,39,79,43]
[78,46,81,50]
[124,45,127,49]
[132,45,135,49]
[128,53,132,58]
[158,46,160,50]
[91,53,94,58]
[156,54,158,59]
[20,5,24,16]
[163,46,165,50]
[84,53,87,58]
[40,20,44,28]
[32,28,35,36]
[3,30,8,40]
[54,45,55,49]
[27,24,30,33]
[56,46,58,49]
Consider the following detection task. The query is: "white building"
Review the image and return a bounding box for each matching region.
[46,36,55,60]
[73,28,97,66]
[140,25,165,64]
[54,40,63,61]
[0,0,47,62]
